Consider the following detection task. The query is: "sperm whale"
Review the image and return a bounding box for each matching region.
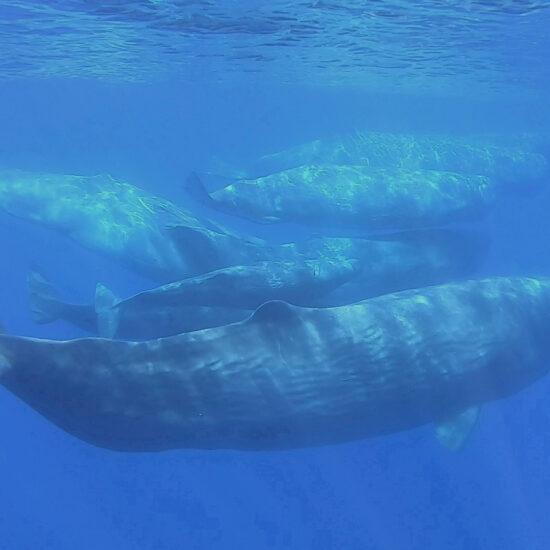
[1,277,549,452]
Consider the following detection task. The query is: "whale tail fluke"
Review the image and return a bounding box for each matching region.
[27,268,63,324]
[95,284,120,339]
[185,171,242,207]
[185,172,216,207]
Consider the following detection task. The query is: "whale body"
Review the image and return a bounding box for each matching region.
[1,277,549,452]
[27,230,485,339]
[243,132,548,191]
[27,269,248,340]
[0,169,281,282]
[189,166,494,228]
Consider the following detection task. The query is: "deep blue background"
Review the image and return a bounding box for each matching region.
[1,79,550,549]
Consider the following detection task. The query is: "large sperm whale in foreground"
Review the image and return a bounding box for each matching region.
[1,277,549,452]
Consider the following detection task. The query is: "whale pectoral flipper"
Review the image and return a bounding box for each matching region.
[435,405,480,451]
[0,353,10,376]
[27,268,61,324]
[166,223,267,275]
[165,224,224,273]
[95,284,120,339]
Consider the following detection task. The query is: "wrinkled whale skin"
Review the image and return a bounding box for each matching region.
[27,229,486,338]
[249,132,549,190]
[0,169,276,282]
[1,277,549,452]
[192,165,495,229]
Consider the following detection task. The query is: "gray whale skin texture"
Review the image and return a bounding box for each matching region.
[189,166,495,229]
[1,277,549,453]
[26,229,487,340]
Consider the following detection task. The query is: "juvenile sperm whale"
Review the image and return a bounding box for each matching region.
[27,230,485,339]
[1,277,549,452]
[26,256,355,339]
[27,270,248,340]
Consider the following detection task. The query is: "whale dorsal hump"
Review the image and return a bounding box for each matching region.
[249,300,302,327]
[435,405,480,452]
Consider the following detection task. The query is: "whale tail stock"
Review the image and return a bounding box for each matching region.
[185,172,218,208]
[27,268,63,324]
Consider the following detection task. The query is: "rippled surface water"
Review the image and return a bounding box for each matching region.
[2,0,550,94]
[1,2,550,550]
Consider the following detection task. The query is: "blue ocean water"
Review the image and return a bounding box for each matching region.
[1,2,550,549]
